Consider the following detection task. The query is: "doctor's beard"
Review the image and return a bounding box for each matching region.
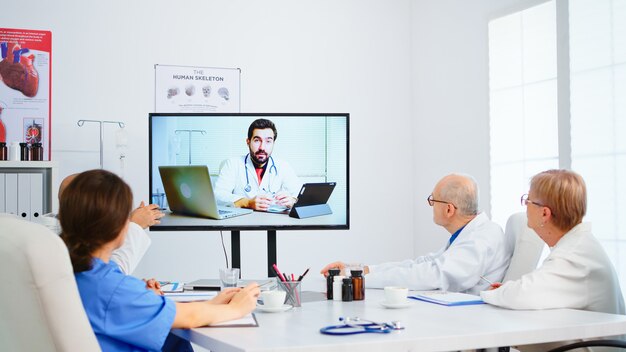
[250,150,269,166]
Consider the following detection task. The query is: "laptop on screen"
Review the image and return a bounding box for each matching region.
[158,165,253,220]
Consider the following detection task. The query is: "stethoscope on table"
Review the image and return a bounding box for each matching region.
[244,154,278,193]
[320,317,405,335]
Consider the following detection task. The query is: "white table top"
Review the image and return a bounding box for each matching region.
[172,289,626,351]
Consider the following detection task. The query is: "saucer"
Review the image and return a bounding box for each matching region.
[380,300,413,309]
[267,205,289,213]
[256,304,292,313]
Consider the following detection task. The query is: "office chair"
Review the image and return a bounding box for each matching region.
[477,214,547,352]
[546,339,626,351]
[502,212,546,282]
[0,214,101,351]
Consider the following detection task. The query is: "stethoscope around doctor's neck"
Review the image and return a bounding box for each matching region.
[244,154,278,193]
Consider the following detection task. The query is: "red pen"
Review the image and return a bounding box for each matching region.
[272,264,287,282]
[291,273,295,282]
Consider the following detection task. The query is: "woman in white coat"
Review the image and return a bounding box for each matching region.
[481,169,625,350]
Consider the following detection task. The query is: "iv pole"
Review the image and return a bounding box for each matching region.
[175,129,206,165]
[77,120,125,169]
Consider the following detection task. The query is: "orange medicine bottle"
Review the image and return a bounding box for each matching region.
[351,269,365,300]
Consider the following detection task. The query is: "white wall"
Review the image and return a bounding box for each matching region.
[1,0,416,289]
[3,0,548,290]
[410,0,534,255]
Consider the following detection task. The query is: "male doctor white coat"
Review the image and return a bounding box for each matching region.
[214,154,302,206]
[366,212,511,295]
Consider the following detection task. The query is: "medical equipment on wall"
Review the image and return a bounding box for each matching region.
[319,317,404,335]
[77,119,125,169]
[244,154,278,192]
[175,129,206,165]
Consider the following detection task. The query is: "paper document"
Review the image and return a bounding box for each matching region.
[409,291,484,306]
[165,291,217,302]
[208,313,258,328]
[161,282,184,293]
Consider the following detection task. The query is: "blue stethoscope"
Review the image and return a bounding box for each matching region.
[244,154,278,193]
[320,317,404,336]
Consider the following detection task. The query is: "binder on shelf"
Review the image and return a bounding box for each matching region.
[0,173,5,213]
[30,173,43,220]
[409,291,484,306]
[5,173,18,216]
[18,174,32,220]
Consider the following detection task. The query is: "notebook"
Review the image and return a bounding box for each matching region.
[159,165,253,220]
[408,291,484,306]
[183,278,264,291]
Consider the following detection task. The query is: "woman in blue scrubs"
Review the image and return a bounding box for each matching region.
[59,169,260,351]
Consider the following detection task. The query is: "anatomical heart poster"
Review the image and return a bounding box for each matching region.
[0,28,51,160]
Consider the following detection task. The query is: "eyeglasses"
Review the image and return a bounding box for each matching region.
[427,195,458,209]
[520,194,547,208]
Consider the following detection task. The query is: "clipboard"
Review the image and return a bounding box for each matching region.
[408,291,484,306]
[207,313,259,328]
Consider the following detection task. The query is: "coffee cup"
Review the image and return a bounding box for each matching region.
[384,286,408,304]
[260,290,286,308]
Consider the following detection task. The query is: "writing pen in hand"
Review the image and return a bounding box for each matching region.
[480,275,502,289]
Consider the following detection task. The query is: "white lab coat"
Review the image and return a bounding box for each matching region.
[481,222,625,314]
[39,213,151,275]
[367,212,511,295]
[214,154,302,206]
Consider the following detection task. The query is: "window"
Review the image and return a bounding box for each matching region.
[489,0,626,293]
[488,1,558,228]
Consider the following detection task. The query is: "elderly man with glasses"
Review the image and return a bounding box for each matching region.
[321,173,512,295]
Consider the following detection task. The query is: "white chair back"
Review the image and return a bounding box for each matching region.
[0,215,101,351]
[502,212,547,282]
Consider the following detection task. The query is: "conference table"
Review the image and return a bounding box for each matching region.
[171,289,626,351]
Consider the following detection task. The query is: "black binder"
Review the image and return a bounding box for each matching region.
[289,182,336,219]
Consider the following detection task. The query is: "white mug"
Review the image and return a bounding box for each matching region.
[260,290,286,308]
[384,286,408,304]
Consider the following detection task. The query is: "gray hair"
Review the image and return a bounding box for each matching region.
[439,173,479,216]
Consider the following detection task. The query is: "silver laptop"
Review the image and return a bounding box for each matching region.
[159,165,253,220]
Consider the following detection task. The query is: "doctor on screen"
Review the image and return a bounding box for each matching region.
[214,118,302,211]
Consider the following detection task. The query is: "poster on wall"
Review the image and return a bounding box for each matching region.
[0,28,52,160]
[155,64,240,113]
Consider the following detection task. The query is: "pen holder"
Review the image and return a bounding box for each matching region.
[278,281,302,307]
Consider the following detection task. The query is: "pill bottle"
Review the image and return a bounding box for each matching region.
[19,142,29,161]
[351,269,365,301]
[9,141,20,161]
[342,278,353,302]
[31,142,43,161]
[0,142,7,160]
[333,275,345,301]
[326,268,340,300]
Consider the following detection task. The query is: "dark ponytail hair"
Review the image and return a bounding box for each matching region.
[59,169,133,273]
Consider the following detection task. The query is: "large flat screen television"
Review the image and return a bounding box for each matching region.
[149,113,349,231]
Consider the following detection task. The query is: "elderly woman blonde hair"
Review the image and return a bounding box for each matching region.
[481,169,625,350]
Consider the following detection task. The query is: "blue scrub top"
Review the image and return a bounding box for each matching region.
[75,258,176,352]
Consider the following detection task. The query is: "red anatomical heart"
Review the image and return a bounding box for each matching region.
[0,42,39,98]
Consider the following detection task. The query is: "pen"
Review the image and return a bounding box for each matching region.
[272,264,287,282]
[258,280,274,287]
[479,275,493,285]
[297,268,310,281]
